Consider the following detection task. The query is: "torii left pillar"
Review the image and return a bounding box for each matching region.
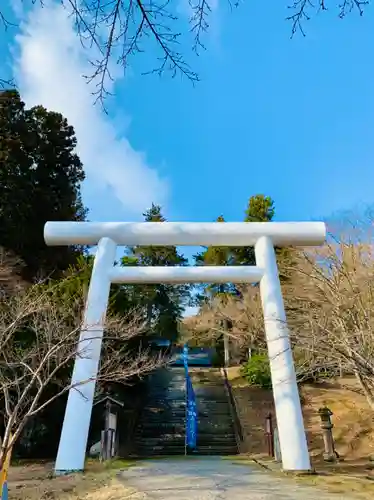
[54,237,116,474]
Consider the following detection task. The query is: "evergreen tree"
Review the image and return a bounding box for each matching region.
[235,194,275,266]
[126,203,189,343]
[245,194,275,223]
[235,194,294,282]
[0,90,87,279]
[194,215,235,297]
[194,216,235,364]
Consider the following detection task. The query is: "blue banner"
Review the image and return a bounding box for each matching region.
[182,344,189,373]
[186,375,197,448]
[183,344,197,450]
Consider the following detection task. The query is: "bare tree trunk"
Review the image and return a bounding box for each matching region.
[147,301,152,331]
[0,425,12,472]
[0,449,5,472]
[222,318,230,367]
[0,428,12,473]
[223,333,229,367]
[0,436,4,472]
[354,371,374,411]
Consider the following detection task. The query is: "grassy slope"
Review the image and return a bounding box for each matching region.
[227,367,374,461]
[227,366,374,497]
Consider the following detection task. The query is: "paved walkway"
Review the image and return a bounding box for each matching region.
[121,457,348,499]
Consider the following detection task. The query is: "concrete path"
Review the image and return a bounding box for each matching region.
[121,457,348,499]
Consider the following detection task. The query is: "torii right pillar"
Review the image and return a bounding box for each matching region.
[255,236,311,471]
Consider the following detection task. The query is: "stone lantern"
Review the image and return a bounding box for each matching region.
[318,406,339,462]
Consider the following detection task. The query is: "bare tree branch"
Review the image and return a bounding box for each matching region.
[189,0,211,53]
[286,0,369,37]
[0,278,166,469]
[0,1,370,105]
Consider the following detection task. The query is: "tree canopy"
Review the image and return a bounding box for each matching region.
[0,89,87,279]
[125,203,190,342]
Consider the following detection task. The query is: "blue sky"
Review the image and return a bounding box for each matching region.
[113,3,374,223]
[1,1,374,314]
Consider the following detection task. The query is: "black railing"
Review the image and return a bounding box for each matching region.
[221,367,244,450]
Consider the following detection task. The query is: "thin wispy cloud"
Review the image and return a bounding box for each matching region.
[12,1,169,216]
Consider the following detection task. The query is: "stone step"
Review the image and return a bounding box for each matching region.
[197,442,238,454]
[138,419,234,427]
[132,366,237,458]
[135,436,236,444]
[146,393,185,398]
[136,427,235,437]
[135,438,185,446]
[143,405,231,413]
[144,401,186,408]
[135,421,235,431]
[141,408,232,415]
[140,415,231,421]
[138,415,234,423]
[149,381,186,387]
[135,444,238,456]
[138,416,232,426]
[134,448,186,457]
[136,425,236,435]
[135,426,236,436]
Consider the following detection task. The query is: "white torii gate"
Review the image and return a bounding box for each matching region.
[44,220,326,474]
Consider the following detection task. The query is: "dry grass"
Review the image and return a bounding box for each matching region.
[291,473,374,499]
[301,379,374,461]
[227,366,374,495]
[6,459,139,500]
[230,455,374,499]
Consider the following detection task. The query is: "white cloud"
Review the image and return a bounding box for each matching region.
[12,2,169,216]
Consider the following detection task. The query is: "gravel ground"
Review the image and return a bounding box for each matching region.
[120,457,352,499]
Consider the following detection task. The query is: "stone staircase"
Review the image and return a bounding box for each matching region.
[133,366,238,457]
[190,368,238,455]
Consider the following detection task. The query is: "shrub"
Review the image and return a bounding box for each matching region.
[241,353,272,389]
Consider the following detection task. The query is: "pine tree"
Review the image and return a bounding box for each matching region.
[245,194,275,223]
[126,204,189,343]
[194,216,235,364]
[0,90,87,279]
[194,215,235,297]
[235,194,275,266]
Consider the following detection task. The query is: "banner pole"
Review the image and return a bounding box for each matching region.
[183,344,188,457]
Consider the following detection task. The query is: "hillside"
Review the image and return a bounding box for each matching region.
[226,367,374,462]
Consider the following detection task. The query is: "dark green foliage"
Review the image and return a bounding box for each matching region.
[245,194,275,223]
[123,203,190,343]
[240,354,272,390]
[194,215,236,299]
[234,194,293,283]
[235,194,275,266]
[0,89,87,279]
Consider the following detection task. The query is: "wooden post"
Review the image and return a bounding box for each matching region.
[265,413,274,458]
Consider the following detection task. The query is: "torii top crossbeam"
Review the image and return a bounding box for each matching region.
[44,221,326,247]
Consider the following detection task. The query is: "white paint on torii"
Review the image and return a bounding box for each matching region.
[44,221,326,474]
